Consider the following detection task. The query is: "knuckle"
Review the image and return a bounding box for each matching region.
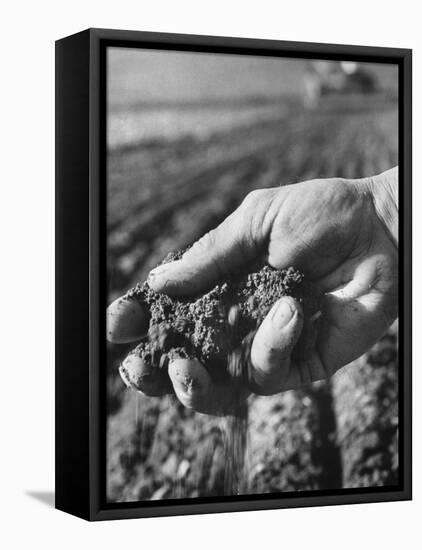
[239,189,276,244]
[190,230,216,255]
[241,189,267,211]
[239,192,265,240]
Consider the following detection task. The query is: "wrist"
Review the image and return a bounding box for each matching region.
[360,167,399,246]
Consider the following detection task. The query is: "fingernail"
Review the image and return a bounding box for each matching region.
[147,264,169,284]
[273,299,295,328]
[106,296,148,343]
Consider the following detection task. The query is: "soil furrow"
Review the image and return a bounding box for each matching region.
[331,329,399,488]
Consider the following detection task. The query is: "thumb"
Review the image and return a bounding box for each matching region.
[249,297,304,395]
[147,207,257,295]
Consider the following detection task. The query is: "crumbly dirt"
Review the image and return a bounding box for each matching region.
[122,251,321,389]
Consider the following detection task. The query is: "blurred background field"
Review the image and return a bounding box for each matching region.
[106,48,399,502]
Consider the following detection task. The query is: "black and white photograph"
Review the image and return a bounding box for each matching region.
[105,46,401,503]
[2,0,420,545]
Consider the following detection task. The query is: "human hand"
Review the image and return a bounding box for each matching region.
[107,168,398,415]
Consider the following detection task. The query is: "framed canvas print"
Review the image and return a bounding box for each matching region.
[55,28,412,521]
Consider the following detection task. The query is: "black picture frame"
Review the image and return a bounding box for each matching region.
[55,28,412,521]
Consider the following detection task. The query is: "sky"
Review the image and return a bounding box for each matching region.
[108,47,398,110]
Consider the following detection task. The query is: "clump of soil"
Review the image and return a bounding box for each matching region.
[120,250,321,392]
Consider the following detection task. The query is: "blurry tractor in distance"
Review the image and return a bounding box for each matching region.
[303,61,378,109]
